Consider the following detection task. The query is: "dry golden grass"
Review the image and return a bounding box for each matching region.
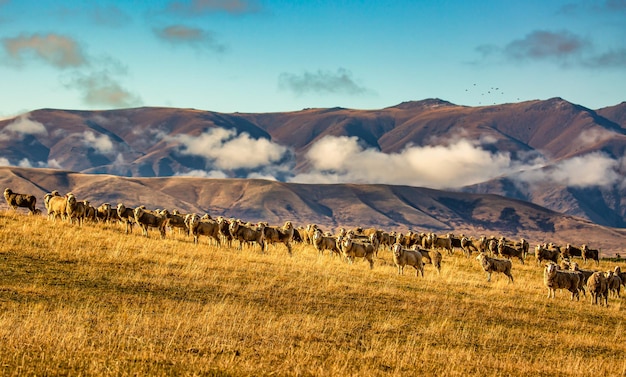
[0,210,624,376]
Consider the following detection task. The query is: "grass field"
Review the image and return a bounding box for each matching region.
[0,210,624,376]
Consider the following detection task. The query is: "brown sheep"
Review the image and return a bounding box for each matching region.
[430,233,453,255]
[535,244,560,266]
[4,188,37,214]
[587,271,608,306]
[476,253,513,283]
[96,203,113,223]
[189,214,221,246]
[215,217,234,247]
[615,266,626,288]
[229,220,265,251]
[392,243,424,277]
[497,238,525,264]
[66,193,87,226]
[461,236,482,257]
[581,244,600,265]
[563,243,583,259]
[116,203,135,234]
[340,236,375,269]
[312,228,340,256]
[167,209,190,236]
[412,245,442,274]
[544,263,580,301]
[604,271,621,298]
[569,262,594,285]
[262,221,295,255]
[134,207,170,238]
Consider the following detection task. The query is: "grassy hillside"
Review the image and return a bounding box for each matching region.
[0,211,624,376]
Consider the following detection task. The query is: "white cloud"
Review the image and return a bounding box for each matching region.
[1,114,47,141]
[82,131,114,153]
[517,152,623,188]
[0,157,9,166]
[289,135,623,190]
[175,128,289,170]
[290,135,539,189]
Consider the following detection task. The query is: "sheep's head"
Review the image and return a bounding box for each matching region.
[4,188,12,195]
[545,263,558,276]
[392,243,402,258]
[284,221,293,230]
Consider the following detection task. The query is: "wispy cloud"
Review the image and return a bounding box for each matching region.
[165,0,261,16]
[504,30,588,63]
[1,33,86,69]
[477,29,626,68]
[279,68,370,96]
[63,70,142,108]
[56,4,132,27]
[153,25,226,52]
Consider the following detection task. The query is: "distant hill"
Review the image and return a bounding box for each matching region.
[1,98,625,227]
[2,166,625,256]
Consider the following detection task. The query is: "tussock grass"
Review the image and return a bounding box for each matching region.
[0,210,624,376]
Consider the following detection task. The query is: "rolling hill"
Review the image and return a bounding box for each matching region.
[2,166,625,255]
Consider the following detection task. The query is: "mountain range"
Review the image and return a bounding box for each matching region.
[1,97,625,251]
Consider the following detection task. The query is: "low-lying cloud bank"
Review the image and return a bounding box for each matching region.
[1,122,624,190]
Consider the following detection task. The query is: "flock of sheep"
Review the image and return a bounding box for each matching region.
[4,187,624,307]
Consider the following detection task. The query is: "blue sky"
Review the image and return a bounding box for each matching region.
[1,0,625,117]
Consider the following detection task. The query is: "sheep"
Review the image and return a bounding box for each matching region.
[134,207,170,238]
[340,236,375,269]
[312,228,340,256]
[392,243,424,277]
[461,236,482,257]
[43,190,60,212]
[476,253,513,283]
[46,193,69,221]
[305,224,319,245]
[84,201,96,222]
[412,245,442,274]
[430,233,453,255]
[189,214,221,246]
[544,263,580,301]
[216,217,234,247]
[95,203,113,223]
[587,271,608,306]
[581,244,600,266]
[569,262,594,285]
[167,209,190,236]
[262,221,295,255]
[116,203,135,234]
[604,270,621,298]
[229,220,265,251]
[535,244,560,266]
[615,266,626,288]
[66,193,87,226]
[563,243,583,259]
[497,238,525,264]
[4,188,37,214]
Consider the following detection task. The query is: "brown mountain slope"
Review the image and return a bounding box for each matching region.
[2,167,625,255]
